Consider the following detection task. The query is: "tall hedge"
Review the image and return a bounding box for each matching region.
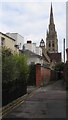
[2,48,29,106]
[53,62,65,80]
[64,61,68,89]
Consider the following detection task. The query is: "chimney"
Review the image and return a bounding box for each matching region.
[27,41,32,44]
[64,38,65,63]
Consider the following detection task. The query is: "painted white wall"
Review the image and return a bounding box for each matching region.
[0,36,1,46]
[24,42,42,56]
[33,43,36,53]
[6,33,24,50]
[36,47,42,56]
[24,43,36,53]
[27,57,43,65]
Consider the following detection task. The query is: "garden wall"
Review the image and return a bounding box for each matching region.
[28,64,61,87]
[36,64,51,87]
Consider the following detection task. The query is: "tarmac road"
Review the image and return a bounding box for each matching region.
[3,80,66,119]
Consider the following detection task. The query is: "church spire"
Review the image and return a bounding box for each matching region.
[50,3,54,24]
[46,3,58,53]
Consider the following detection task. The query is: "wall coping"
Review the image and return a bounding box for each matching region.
[36,63,51,70]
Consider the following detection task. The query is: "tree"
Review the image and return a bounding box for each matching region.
[2,48,29,85]
[53,62,65,80]
[2,48,29,105]
[54,62,65,72]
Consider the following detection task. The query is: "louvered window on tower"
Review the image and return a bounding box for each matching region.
[49,43,51,47]
[52,43,54,47]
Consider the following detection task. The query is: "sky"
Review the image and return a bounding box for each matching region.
[66,1,68,48]
[0,0,66,60]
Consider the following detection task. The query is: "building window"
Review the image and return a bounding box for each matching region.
[52,41,54,47]
[40,43,45,47]
[20,43,21,48]
[49,42,51,47]
[52,43,54,47]
[1,37,5,47]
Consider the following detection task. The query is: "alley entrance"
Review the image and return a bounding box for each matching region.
[3,80,66,119]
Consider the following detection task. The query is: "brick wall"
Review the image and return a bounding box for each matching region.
[36,64,51,87]
[36,64,41,87]
[28,64,60,87]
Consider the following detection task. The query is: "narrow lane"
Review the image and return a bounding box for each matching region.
[4,80,66,118]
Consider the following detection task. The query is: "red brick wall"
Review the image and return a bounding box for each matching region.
[36,64,51,87]
[36,64,41,87]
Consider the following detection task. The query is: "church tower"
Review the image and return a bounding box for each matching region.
[40,39,45,48]
[46,3,58,53]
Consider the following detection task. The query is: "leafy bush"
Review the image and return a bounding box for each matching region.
[2,48,29,84]
[53,62,65,80]
[64,61,68,90]
[53,62,65,72]
[2,48,29,106]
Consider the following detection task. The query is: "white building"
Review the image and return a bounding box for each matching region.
[23,41,43,65]
[24,41,42,56]
[24,41,36,53]
[36,47,42,56]
[6,33,24,50]
[23,50,43,65]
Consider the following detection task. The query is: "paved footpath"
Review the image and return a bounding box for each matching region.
[4,80,66,119]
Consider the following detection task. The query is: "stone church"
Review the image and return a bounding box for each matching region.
[40,3,61,69]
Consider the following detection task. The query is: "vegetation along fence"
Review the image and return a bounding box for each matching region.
[64,61,68,89]
[27,64,63,87]
[2,48,29,106]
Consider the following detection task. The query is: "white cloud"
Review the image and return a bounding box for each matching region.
[1,0,67,2]
[0,1,66,60]
[66,1,68,48]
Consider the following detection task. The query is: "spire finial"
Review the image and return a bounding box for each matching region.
[50,2,54,24]
[51,3,52,13]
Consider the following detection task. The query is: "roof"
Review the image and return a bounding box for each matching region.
[47,52,61,62]
[40,39,45,43]
[23,50,42,59]
[0,32,15,41]
[42,53,49,63]
[6,32,24,38]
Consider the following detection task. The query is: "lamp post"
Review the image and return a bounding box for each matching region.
[64,38,65,63]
